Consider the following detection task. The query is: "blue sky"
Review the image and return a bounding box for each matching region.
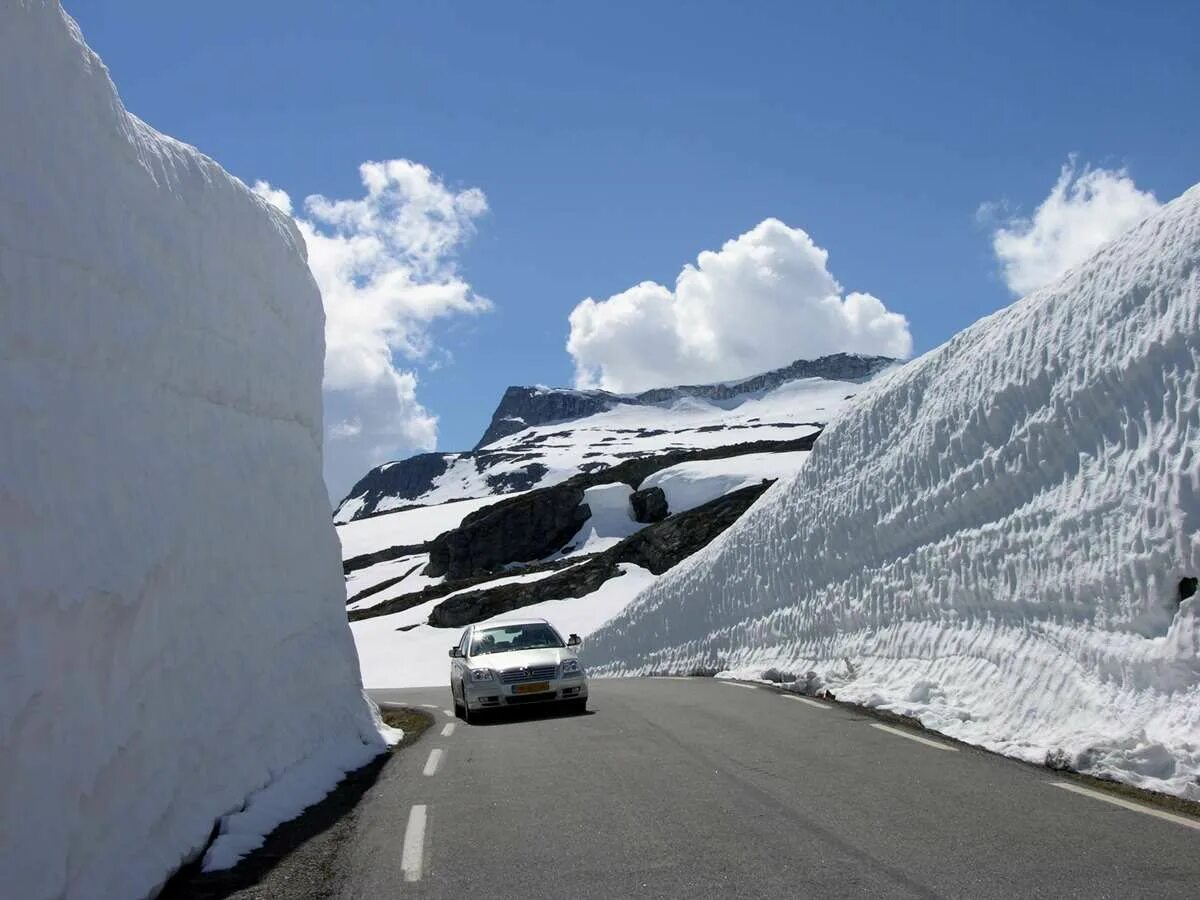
[67,0,1199,494]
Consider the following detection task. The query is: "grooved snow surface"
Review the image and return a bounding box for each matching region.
[0,4,390,898]
[586,187,1200,798]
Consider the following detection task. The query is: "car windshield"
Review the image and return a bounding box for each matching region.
[470,623,563,656]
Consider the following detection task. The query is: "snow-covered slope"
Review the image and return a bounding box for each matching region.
[0,4,390,898]
[585,186,1200,798]
[335,354,891,522]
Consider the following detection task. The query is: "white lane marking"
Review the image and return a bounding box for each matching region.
[423,748,444,776]
[782,694,830,709]
[1052,782,1200,831]
[442,708,454,717]
[401,804,427,882]
[869,723,958,752]
[653,676,689,680]
[441,723,456,737]
[718,681,757,690]
[419,703,439,709]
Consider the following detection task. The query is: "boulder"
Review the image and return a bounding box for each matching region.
[630,486,669,523]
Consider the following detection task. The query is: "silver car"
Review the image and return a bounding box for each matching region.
[449,618,588,721]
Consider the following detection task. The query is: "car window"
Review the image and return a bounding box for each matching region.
[470,623,564,655]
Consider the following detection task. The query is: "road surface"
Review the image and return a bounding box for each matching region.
[325,678,1198,898]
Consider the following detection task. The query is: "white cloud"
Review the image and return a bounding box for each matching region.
[253,160,489,500]
[566,218,912,393]
[987,161,1160,295]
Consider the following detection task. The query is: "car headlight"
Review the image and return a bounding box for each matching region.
[469,668,496,682]
[560,659,582,675]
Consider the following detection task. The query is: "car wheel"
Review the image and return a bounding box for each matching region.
[452,684,465,719]
[462,693,471,724]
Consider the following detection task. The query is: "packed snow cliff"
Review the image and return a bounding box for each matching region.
[0,4,391,898]
[585,185,1200,799]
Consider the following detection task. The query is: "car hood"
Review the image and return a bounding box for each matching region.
[468,647,576,670]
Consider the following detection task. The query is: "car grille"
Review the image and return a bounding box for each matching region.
[505,692,557,705]
[499,664,558,684]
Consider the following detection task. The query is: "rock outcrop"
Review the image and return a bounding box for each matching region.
[630,486,669,523]
[423,435,819,580]
[427,481,774,627]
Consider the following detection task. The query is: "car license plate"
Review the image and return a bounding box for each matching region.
[513,682,550,694]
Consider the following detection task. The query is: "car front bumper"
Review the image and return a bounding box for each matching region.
[464,675,588,710]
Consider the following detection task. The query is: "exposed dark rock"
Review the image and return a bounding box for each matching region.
[423,435,817,581]
[475,387,614,449]
[342,543,426,576]
[485,462,549,494]
[335,453,451,520]
[349,554,590,622]
[426,481,772,627]
[424,484,590,579]
[345,561,423,605]
[630,486,668,523]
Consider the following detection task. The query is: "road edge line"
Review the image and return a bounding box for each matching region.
[1051,782,1200,831]
[869,722,958,752]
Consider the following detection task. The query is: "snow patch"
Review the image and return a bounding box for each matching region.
[640,451,809,514]
[353,564,657,687]
[561,483,642,556]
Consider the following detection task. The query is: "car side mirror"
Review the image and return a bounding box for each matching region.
[449,646,462,658]
[567,634,581,647]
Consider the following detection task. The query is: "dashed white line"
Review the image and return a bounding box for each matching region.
[442,708,454,717]
[441,723,456,737]
[419,703,439,709]
[423,748,444,776]
[400,804,427,882]
[782,694,830,709]
[869,722,958,752]
[718,681,757,690]
[1052,782,1200,831]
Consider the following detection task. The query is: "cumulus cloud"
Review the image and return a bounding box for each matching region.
[566,219,912,393]
[253,160,489,500]
[986,161,1160,295]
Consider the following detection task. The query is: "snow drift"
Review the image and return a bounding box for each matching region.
[586,186,1200,798]
[0,4,390,898]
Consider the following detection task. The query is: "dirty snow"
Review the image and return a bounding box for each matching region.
[586,185,1200,799]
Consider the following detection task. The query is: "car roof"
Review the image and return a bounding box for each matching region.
[471,617,550,629]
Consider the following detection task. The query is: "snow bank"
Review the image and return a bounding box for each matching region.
[562,483,642,555]
[0,4,390,898]
[353,564,657,687]
[586,186,1200,798]
[640,451,810,514]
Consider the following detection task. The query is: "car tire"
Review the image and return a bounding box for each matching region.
[569,698,587,715]
[452,686,465,720]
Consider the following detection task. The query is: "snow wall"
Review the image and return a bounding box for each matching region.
[587,186,1200,798]
[0,4,390,898]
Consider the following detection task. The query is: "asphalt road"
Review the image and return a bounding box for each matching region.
[329,678,1199,899]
